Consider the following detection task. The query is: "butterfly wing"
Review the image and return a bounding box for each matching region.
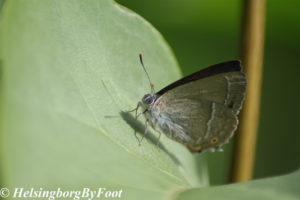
[152,70,246,152]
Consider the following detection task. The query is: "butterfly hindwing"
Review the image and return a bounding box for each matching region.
[151,71,246,152]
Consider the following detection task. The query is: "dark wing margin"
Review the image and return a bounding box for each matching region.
[157,60,242,96]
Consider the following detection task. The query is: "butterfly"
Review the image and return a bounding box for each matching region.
[129,53,247,153]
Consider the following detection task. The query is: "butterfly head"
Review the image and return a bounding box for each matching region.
[142,93,157,105]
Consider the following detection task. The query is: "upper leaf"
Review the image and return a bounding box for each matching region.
[0,0,207,199]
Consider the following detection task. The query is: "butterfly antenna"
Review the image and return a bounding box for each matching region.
[139,53,155,94]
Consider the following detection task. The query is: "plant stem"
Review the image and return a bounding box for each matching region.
[231,0,266,182]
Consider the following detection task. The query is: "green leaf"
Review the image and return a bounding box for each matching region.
[175,170,300,200]
[1,1,299,199]
[0,0,207,199]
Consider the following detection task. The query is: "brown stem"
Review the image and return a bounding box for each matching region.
[231,0,266,182]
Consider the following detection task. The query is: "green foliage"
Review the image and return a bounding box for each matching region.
[175,170,300,200]
[0,0,299,199]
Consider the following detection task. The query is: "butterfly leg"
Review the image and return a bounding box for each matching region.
[139,119,149,146]
[127,103,141,120]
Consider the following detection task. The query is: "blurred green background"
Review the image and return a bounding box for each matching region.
[116,0,300,184]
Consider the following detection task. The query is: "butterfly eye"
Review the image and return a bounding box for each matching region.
[142,94,155,105]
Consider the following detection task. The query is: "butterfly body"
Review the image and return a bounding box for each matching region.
[134,56,247,153]
[140,95,195,145]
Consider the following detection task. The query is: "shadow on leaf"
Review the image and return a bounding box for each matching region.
[120,111,180,165]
